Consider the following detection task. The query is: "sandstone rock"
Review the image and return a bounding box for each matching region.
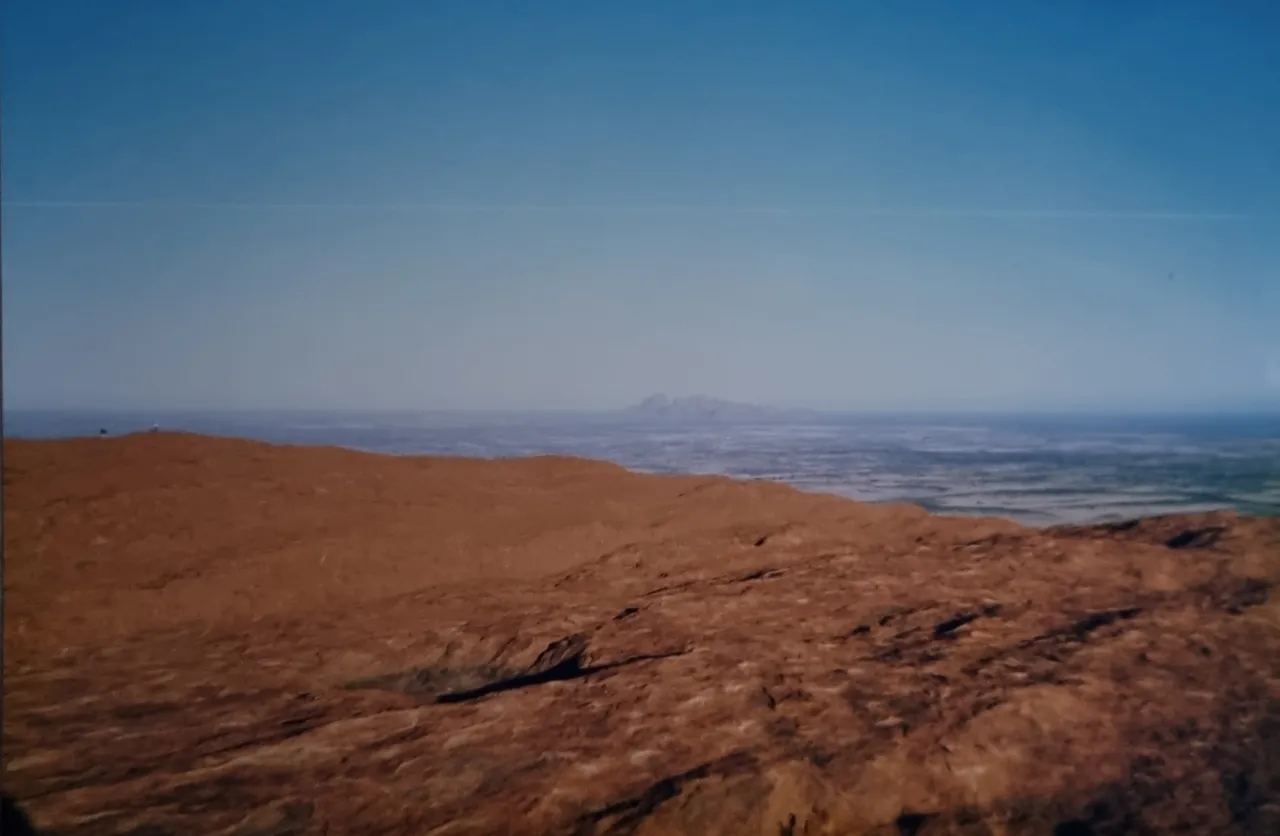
[4,434,1279,834]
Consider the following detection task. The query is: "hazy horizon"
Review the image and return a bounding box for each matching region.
[5,408,1277,525]
[4,2,1279,413]
[8,401,1280,423]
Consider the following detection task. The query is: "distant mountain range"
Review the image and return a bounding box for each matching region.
[625,394,818,422]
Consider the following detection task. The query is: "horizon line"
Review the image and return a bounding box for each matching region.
[0,200,1268,221]
[6,406,1279,417]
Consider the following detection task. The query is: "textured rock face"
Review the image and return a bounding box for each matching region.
[4,434,1280,835]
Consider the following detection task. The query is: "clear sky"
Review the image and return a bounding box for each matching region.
[3,0,1278,412]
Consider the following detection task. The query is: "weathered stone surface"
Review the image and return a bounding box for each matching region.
[4,433,1279,834]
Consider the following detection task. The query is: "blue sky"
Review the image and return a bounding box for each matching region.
[3,0,1278,412]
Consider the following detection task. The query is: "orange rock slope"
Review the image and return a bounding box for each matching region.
[3,432,1280,835]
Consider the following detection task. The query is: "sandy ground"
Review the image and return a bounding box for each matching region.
[4,432,1280,834]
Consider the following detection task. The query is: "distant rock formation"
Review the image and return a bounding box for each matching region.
[626,394,816,422]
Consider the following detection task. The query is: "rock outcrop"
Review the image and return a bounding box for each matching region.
[4,433,1279,834]
[626,394,816,422]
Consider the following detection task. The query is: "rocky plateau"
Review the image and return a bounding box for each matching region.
[3,433,1280,835]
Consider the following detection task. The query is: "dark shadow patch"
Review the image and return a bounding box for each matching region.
[869,626,923,663]
[933,611,981,639]
[896,811,933,835]
[1058,607,1143,640]
[1218,578,1271,615]
[731,567,785,584]
[642,578,699,598]
[571,752,756,835]
[932,606,999,639]
[1101,519,1141,533]
[966,607,1142,677]
[437,652,687,705]
[1165,526,1225,549]
[614,606,640,621]
[876,605,923,627]
[347,664,508,698]
[1222,770,1262,824]
[804,747,835,768]
[2,796,39,836]
[351,634,689,704]
[644,565,785,598]
[863,604,1000,665]
[1052,821,1095,836]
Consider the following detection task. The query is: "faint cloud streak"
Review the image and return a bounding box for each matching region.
[0,200,1266,221]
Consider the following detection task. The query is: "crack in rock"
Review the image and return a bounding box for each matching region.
[435,647,688,704]
[570,751,757,835]
[1166,527,1225,550]
[348,634,690,705]
[1208,578,1271,615]
[933,604,1002,639]
[966,607,1143,676]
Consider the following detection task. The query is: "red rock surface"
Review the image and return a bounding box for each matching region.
[3,432,1280,835]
